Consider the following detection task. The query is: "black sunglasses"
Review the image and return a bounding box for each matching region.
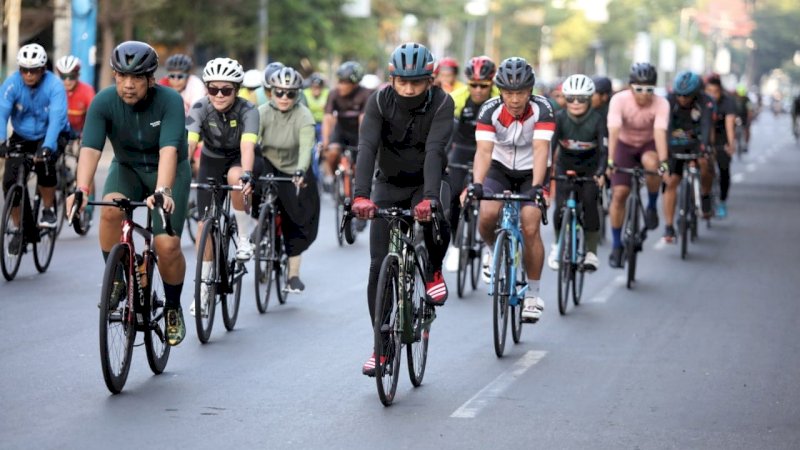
[469,83,492,89]
[273,89,298,99]
[207,86,235,97]
[59,73,77,81]
[564,95,591,104]
[20,67,43,74]
[168,73,188,80]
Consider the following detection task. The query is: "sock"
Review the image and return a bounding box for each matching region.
[234,209,252,242]
[612,227,622,249]
[585,231,600,254]
[202,261,212,279]
[288,255,301,278]
[527,279,540,297]
[163,282,183,309]
[102,250,109,262]
[647,192,658,210]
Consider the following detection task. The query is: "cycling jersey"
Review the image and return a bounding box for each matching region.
[325,85,371,140]
[303,87,329,123]
[258,101,316,174]
[66,81,95,133]
[450,84,500,148]
[552,108,607,175]
[667,93,713,151]
[733,95,751,122]
[710,93,737,146]
[475,95,556,171]
[0,71,68,150]
[186,96,259,157]
[607,89,669,148]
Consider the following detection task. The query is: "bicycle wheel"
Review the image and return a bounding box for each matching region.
[254,206,275,313]
[469,207,482,290]
[624,195,639,289]
[510,239,524,344]
[1,187,25,281]
[455,217,469,298]
[222,222,242,331]
[194,221,218,343]
[598,192,607,245]
[678,179,689,260]
[573,224,585,306]
[374,254,401,406]
[275,234,289,304]
[689,178,699,242]
[492,232,510,357]
[407,245,430,387]
[33,197,56,273]
[557,209,572,316]
[54,185,66,237]
[144,250,170,374]
[185,197,199,244]
[333,174,344,246]
[98,243,135,394]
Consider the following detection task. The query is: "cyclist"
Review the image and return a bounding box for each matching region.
[321,61,370,188]
[546,74,606,271]
[704,73,737,219]
[238,69,267,106]
[548,82,566,111]
[733,84,753,153]
[661,71,714,243]
[793,93,800,139]
[0,43,68,241]
[443,55,499,272]
[257,66,320,293]
[66,41,191,346]
[434,57,464,94]
[591,75,613,119]
[261,62,307,106]
[303,73,329,142]
[160,53,206,115]
[471,56,554,323]
[186,58,260,314]
[352,42,454,376]
[607,62,669,268]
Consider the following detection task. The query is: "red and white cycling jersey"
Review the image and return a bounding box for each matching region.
[475,95,555,171]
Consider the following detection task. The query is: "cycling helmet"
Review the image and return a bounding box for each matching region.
[110,41,158,75]
[242,69,262,89]
[308,73,325,87]
[336,61,364,84]
[269,67,304,90]
[262,62,285,89]
[435,57,459,75]
[17,44,48,69]
[388,42,435,79]
[562,74,595,97]
[202,58,244,84]
[464,56,496,81]
[165,54,192,72]
[629,62,657,85]
[494,57,535,91]
[673,71,701,96]
[55,55,81,74]
[736,84,747,97]
[591,75,612,95]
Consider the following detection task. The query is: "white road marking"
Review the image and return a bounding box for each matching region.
[586,275,626,304]
[450,350,547,419]
[732,173,745,184]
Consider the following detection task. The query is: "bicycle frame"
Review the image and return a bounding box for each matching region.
[489,200,526,305]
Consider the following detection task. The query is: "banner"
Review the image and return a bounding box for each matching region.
[71,0,97,87]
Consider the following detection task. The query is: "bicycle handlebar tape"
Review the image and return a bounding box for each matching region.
[70,190,85,234]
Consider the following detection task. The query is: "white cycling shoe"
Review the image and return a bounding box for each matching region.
[521,296,544,323]
[444,245,459,273]
[547,243,559,270]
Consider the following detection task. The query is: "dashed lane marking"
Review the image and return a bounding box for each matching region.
[585,275,626,304]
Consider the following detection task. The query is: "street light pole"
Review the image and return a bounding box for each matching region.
[257,0,268,69]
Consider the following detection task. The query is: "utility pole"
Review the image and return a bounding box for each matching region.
[53,0,72,62]
[257,0,268,69]
[6,0,21,76]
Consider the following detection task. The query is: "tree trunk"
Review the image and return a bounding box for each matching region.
[98,0,116,89]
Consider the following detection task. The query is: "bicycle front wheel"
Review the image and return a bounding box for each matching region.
[624,195,639,289]
[374,254,401,406]
[510,239,524,344]
[455,217,469,298]
[678,179,689,260]
[222,223,242,331]
[99,243,135,394]
[407,245,429,387]
[33,197,56,273]
[254,207,275,313]
[194,221,218,343]
[573,224,585,306]
[334,175,344,246]
[492,231,510,357]
[1,187,25,281]
[185,197,199,243]
[557,210,572,316]
[144,251,170,374]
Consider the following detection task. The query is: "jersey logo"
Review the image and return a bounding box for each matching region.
[230,119,237,128]
[150,120,161,127]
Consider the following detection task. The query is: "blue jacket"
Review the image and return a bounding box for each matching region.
[0,71,68,150]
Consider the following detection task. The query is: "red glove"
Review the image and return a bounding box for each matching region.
[352,196,377,219]
[414,199,433,222]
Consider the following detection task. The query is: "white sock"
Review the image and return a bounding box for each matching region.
[202,261,212,278]
[527,279,540,297]
[288,255,301,278]
[234,209,252,243]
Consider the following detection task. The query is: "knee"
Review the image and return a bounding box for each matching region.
[100,206,123,224]
[155,237,183,263]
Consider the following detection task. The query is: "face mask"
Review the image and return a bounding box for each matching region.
[395,89,429,111]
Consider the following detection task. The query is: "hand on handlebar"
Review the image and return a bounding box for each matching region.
[66,190,88,224]
[147,192,175,213]
[239,171,254,197]
[292,169,305,191]
[414,198,436,222]
[352,196,378,220]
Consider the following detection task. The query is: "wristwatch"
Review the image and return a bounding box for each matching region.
[155,186,172,197]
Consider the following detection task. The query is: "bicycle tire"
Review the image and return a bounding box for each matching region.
[679,179,689,260]
[492,231,510,357]
[98,243,135,394]
[573,223,585,306]
[334,175,344,247]
[469,206,482,290]
[254,206,276,313]
[455,217,468,298]
[598,193,607,245]
[194,221,217,343]
[407,245,429,387]
[510,238,524,344]
[276,233,289,304]
[557,209,572,316]
[690,176,699,242]
[624,195,638,289]
[222,222,242,331]
[185,198,199,244]
[1,186,25,281]
[32,197,56,273]
[374,254,401,406]
[54,186,66,237]
[144,250,170,374]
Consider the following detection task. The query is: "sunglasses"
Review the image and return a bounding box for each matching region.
[207,86,235,97]
[273,89,298,99]
[469,83,492,89]
[20,67,43,75]
[168,73,188,80]
[632,85,656,94]
[565,95,591,104]
[59,73,77,81]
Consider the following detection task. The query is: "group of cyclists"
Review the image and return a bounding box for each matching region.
[1,38,759,384]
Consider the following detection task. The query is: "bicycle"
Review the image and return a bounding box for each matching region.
[614,166,660,289]
[70,192,174,394]
[553,171,595,316]
[184,193,201,243]
[734,118,747,160]
[342,203,439,406]
[474,189,547,357]
[673,152,702,259]
[253,173,296,313]
[450,162,483,298]
[54,139,91,237]
[191,178,246,343]
[333,146,359,246]
[1,151,57,281]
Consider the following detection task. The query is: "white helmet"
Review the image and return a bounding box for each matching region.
[242,69,262,89]
[56,55,81,74]
[562,74,595,97]
[17,44,48,69]
[268,67,303,90]
[202,58,244,84]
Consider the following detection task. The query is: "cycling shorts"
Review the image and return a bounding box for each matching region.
[611,139,656,187]
[483,160,536,208]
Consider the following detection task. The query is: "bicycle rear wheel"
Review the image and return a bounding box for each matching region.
[99,243,135,394]
[407,245,429,387]
[624,195,639,289]
[492,232,510,357]
[334,174,345,246]
[194,221,218,343]
[469,207,482,290]
[374,254,401,406]
[275,234,289,304]
[222,222,242,331]
[1,187,25,281]
[254,206,275,313]
[144,250,170,374]
[510,239,524,344]
[678,179,689,260]
[573,224,585,306]
[557,210,572,316]
[33,197,56,273]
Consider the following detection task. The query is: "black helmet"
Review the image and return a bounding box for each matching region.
[337,61,364,84]
[110,41,159,76]
[591,75,612,95]
[494,57,535,91]
[629,62,657,85]
[262,62,285,89]
[308,73,325,87]
[165,54,192,72]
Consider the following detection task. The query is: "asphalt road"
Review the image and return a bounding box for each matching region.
[1,113,799,449]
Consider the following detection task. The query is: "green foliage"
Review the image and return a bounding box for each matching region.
[752,0,800,82]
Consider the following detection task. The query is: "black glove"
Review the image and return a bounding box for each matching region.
[467,182,483,199]
[529,184,545,205]
[35,146,55,162]
[239,171,253,187]
[0,142,7,158]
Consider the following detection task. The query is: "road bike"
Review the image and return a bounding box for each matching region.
[333,146,359,246]
[450,162,482,298]
[614,167,659,289]
[674,152,702,259]
[253,174,295,313]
